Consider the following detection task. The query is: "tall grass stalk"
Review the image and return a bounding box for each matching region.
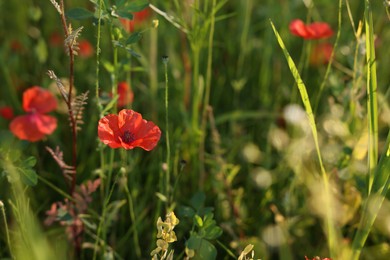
[0,201,13,259]
[350,0,386,258]
[351,131,390,260]
[363,0,379,194]
[163,56,171,207]
[200,0,217,187]
[95,0,104,114]
[270,21,340,258]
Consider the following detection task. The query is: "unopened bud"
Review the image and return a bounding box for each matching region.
[152,19,159,28]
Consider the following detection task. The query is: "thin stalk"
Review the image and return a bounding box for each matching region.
[270,20,340,258]
[364,0,378,194]
[236,0,252,76]
[191,46,201,131]
[163,56,171,207]
[314,0,343,114]
[59,0,78,195]
[92,170,121,260]
[59,0,80,254]
[122,164,141,257]
[0,201,13,259]
[351,131,390,260]
[150,26,158,108]
[199,0,216,187]
[95,0,104,114]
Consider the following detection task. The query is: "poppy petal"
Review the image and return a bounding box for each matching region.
[23,86,57,114]
[118,109,143,132]
[34,114,57,134]
[10,114,46,142]
[289,19,311,39]
[306,22,333,39]
[98,114,122,148]
[117,82,134,107]
[98,109,161,151]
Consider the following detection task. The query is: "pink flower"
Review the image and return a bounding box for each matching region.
[290,19,333,40]
[10,86,57,142]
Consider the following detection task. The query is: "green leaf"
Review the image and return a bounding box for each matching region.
[126,32,142,45]
[116,10,133,20]
[190,192,205,211]
[121,0,149,12]
[35,38,48,64]
[187,234,217,260]
[23,156,36,168]
[194,215,203,227]
[203,225,222,240]
[102,60,115,73]
[115,0,127,8]
[177,206,195,218]
[19,168,38,186]
[66,8,94,20]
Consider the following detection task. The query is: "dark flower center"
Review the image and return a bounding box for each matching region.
[121,130,135,144]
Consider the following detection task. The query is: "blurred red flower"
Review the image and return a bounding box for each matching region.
[78,40,94,58]
[310,43,333,65]
[290,19,333,40]
[120,8,151,33]
[117,82,134,107]
[49,32,63,47]
[98,109,161,151]
[10,86,57,142]
[10,40,23,52]
[0,106,14,120]
[305,256,332,260]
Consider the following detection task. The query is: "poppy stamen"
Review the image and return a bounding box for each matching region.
[122,130,135,144]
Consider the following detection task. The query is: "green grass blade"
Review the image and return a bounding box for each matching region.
[269,20,325,176]
[352,130,390,260]
[270,20,340,258]
[364,0,379,195]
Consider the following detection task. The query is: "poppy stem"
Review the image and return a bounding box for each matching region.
[163,56,171,208]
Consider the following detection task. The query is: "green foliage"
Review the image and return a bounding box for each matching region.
[66,7,94,20]
[0,0,389,259]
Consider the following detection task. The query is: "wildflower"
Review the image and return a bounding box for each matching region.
[289,19,333,40]
[49,31,63,47]
[78,40,94,58]
[120,8,151,32]
[310,43,333,65]
[151,212,179,258]
[98,109,161,151]
[116,82,134,108]
[10,40,23,52]
[0,106,14,120]
[10,86,57,142]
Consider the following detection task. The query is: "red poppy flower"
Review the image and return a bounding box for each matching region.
[98,109,161,151]
[310,43,333,65]
[49,32,63,47]
[10,86,57,142]
[120,8,151,33]
[0,106,14,120]
[78,40,94,58]
[290,19,333,40]
[117,82,134,107]
[10,40,23,52]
